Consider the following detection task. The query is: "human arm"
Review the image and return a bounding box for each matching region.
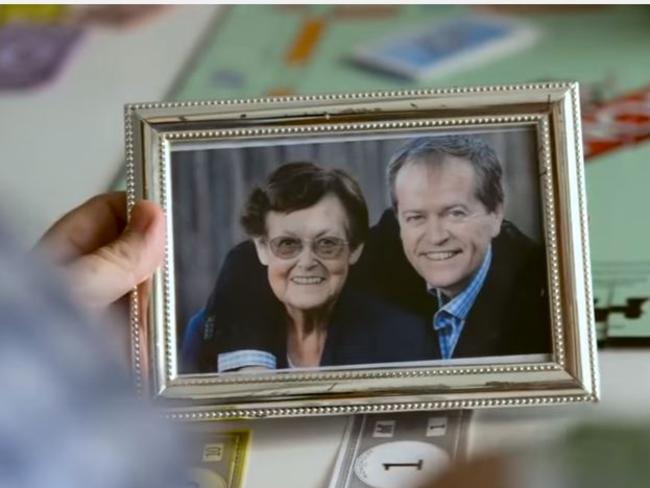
[1,194,187,488]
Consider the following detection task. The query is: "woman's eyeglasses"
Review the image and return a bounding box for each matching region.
[267,236,348,260]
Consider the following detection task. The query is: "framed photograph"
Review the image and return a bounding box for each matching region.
[125,82,599,420]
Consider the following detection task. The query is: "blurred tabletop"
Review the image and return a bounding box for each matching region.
[211,349,650,488]
[0,5,221,245]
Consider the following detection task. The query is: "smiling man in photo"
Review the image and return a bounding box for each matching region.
[382,136,550,359]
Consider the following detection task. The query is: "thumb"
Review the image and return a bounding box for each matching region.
[66,201,165,308]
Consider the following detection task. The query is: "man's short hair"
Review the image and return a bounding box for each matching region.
[387,135,504,212]
[241,161,369,250]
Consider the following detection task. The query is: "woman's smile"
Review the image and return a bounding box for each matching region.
[290,275,326,285]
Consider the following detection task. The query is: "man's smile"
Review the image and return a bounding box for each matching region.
[419,250,461,261]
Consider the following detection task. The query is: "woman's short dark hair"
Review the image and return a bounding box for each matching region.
[241,162,369,249]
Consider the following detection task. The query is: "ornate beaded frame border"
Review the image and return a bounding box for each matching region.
[125,82,598,420]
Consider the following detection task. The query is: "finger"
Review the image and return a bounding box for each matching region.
[38,192,128,264]
[66,200,165,308]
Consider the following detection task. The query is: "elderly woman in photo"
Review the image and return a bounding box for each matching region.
[184,161,431,373]
[239,161,368,368]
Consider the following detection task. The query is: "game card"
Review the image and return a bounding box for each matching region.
[350,15,539,81]
[0,23,83,89]
[329,411,472,488]
[183,429,251,488]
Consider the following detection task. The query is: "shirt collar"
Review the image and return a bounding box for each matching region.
[428,245,492,325]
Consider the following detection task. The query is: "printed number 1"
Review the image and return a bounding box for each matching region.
[382,460,423,471]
